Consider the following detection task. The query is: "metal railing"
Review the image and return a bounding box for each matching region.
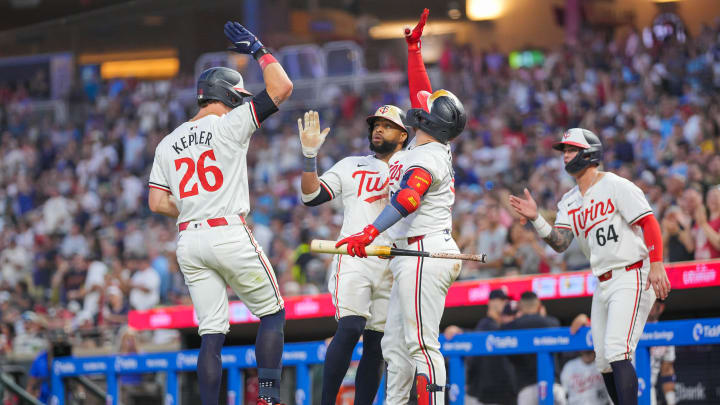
[49,318,720,405]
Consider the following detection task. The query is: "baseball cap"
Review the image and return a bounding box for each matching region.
[366,105,408,132]
[489,289,509,300]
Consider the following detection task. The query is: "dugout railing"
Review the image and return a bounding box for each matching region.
[49,318,720,405]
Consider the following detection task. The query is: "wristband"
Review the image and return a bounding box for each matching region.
[303,156,317,172]
[257,53,277,70]
[531,215,552,238]
[253,47,271,59]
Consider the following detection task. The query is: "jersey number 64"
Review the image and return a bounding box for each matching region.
[174,150,224,198]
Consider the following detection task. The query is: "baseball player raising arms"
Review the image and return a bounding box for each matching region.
[336,9,466,405]
[148,22,292,405]
[509,128,672,405]
[297,105,408,405]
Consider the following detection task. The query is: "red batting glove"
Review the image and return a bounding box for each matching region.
[335,225,380,258]
[404,8,429,52]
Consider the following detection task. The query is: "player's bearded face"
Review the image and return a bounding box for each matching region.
[370,119,406,154]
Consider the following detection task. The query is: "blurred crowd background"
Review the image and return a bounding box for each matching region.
[1,6,720,378]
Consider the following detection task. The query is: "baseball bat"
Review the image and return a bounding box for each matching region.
[310,239,487,262]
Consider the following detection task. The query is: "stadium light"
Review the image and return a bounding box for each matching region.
[369,21,458,39]
[466,0,503,21]
[100,58,179,79]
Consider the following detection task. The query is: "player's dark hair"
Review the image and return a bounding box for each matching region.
[198,99,223,109]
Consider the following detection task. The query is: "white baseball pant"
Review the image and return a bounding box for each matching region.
[328,254,393,331]
[591,260,656,373]
[381,233,462,405]
[175,215,284,336]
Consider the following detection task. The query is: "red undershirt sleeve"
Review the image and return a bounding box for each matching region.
[635,214,663,262]
[407,47,432,109]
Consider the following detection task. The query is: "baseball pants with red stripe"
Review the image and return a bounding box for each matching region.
[381,234,462,405]
[328,254,392,331]
[176,216,284,335]
[591,260,656,373]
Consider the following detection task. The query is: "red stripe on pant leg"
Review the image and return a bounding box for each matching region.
[414,241,434,390]
[626,269,641,359]
[243,224,281,305]
[335,256,342,318]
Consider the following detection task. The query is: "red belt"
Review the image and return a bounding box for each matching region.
[178,215,245,232]
[407,235,425,244]
[598,260,643,282]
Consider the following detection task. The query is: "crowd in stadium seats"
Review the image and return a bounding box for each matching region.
[2,20,720,359]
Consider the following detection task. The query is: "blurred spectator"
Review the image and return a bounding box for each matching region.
[128,254,161,311]
[83,256,108,318]
[51,254,88,311]
[693,187,720,259]
[474,204,509,278]
[661,207,694,262]
[502,291,565,405]
[560,351,611,405]
[0,322,15,356]
[503,223,546,276]
[13,311,48,356]
[102,285,129,330]
[647,300,677,405]
[444,288,517,405]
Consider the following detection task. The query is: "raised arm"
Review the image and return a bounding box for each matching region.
[508,188,574,252]
[224,21,293,106]
[297,110,333,206]
[405,9,432,109]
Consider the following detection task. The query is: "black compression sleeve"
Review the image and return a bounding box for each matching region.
[250,89,279,125]
[303,186,332,207]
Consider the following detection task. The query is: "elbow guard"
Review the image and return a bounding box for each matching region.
[391,188,421,216]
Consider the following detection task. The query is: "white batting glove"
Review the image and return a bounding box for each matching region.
[298,110,330,158]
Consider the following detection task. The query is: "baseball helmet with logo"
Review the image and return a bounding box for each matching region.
[403,89,466,144]
[197,67,252,109]
[366,105,409,147]
[552,128,603,174]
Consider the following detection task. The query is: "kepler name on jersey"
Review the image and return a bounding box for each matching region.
[172,128,213,154]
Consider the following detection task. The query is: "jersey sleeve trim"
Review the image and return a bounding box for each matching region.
[249,101,260,129]
[629,210,653,225]
[554,224,572,229]
[250,89,279,125]
[319,179,335,199]
[149,182,171,193]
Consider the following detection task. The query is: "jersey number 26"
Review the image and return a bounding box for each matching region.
[174,150,224,198]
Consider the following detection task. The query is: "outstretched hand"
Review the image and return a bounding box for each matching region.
[508,188,539,221]
[224,21,265,56]
[404,8,429,50]
[297,110,330,158]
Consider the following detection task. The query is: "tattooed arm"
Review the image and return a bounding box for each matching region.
[543,227,574,253]
[509,188,574,252]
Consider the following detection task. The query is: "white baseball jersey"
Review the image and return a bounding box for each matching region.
[149,102,260,224]
[386,142,455,240]
[560,357,612,405]
[319,155,392,245]
[554,172,652,276]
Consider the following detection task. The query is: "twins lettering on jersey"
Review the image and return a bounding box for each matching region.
[352,170,388,203]
[568,197,615,238]
[388,162,403,182]
[172,127,213,154]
